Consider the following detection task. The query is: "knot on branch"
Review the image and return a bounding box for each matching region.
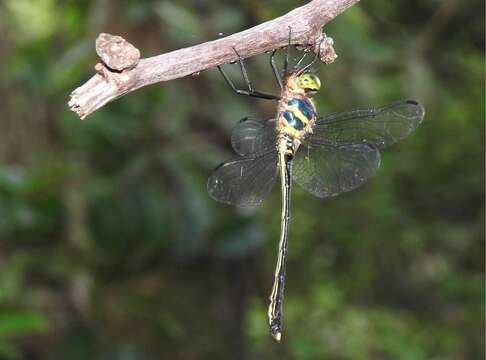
[296,31,337,65]
[96,33,140,71]
[317,33,337,64]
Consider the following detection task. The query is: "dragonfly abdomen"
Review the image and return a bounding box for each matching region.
[277,133,296,158]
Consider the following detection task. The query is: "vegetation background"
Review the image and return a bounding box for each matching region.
[0,0,483,359]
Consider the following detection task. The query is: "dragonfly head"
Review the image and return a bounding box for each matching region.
[296,73,321,96]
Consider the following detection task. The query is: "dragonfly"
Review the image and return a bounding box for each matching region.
[207,37,425,341]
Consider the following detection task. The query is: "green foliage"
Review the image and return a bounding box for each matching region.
[0,0,483,359]
[0,311,47,358]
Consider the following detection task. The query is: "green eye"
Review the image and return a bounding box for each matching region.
[297,73,321,92]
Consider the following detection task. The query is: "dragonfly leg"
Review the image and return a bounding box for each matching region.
[294,52,309,70]
[296,37,323,75]
[233,47,254,92]
[283,26,291,77]
[217,49,280,100]
[270,50,283,90]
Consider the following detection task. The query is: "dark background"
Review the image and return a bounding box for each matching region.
[0,0,483,359]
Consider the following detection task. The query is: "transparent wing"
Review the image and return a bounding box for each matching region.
[293,139,381,198]
[231,118,277,157]
[313,100,425,148]
[207,151,279,206]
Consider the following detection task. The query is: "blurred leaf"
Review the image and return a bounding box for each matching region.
[0,311,47,337]
[4,0,58,43]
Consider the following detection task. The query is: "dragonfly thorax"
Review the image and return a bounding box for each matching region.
[277,96,317,140]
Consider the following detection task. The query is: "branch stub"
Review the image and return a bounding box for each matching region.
[95,33,140,71]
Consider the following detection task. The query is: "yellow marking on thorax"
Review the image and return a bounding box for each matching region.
[277,119,302,139]
[277,99,317,140]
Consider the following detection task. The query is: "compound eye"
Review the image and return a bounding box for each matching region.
[306,75,321,91]
[298,74,320,91]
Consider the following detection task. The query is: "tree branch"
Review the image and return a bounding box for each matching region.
[68,0,359,119]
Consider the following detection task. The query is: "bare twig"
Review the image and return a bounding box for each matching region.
[68,0,359,119]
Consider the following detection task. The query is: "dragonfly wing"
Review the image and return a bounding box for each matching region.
[313,100,424,148]
[293,139,381,198]
[207,151,279,206]
[231,118,277,156]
